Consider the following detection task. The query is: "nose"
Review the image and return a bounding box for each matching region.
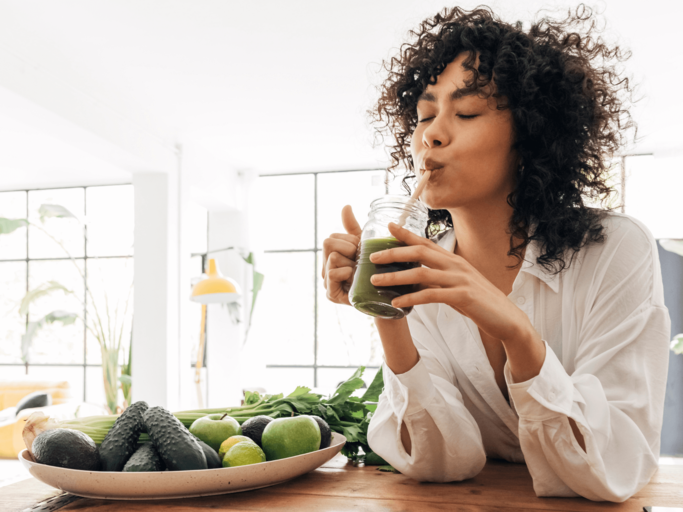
[421,115,450,148]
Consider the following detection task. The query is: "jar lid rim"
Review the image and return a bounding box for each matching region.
[370,194,429,215]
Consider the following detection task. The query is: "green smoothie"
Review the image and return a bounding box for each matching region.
[349,237,420,319]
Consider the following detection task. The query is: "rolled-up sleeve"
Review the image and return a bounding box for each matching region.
[367,311,486,482]
[505,221,671,501]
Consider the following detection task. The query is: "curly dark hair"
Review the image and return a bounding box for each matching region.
[369,4,635,274]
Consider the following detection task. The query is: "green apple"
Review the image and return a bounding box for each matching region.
[261,415,321,461]
[189,414,242,452]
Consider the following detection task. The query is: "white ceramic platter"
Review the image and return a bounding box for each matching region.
[18,432,346,500]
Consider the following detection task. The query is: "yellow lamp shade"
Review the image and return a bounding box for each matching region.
[190,258,241,304]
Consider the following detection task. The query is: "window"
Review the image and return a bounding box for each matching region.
[249,170,391,392]
[0,185,133,406]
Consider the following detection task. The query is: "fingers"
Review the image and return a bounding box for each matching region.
[321,236,359,278]
[341,205,363,237]
[325,266,354,306]
[370,267,454,288]
[369,244,450,270]
[387,222,445,250]
[391,288,456,309]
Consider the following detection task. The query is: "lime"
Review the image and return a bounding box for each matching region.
[222,442,266,467]
[218,435,256,460]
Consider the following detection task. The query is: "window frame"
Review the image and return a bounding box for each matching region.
[0,183,133,402]
[258,168,388,387]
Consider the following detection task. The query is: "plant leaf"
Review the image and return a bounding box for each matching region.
[38,204,77,222]
[360,366,384,403]
[20,281,74,316]
[671,334,683,355]
[287,386,312,398]
[326,366,366,406]
[21,310,78,364]
[118,374,132,386]
[377,465,400,473]
[0,218,28,235]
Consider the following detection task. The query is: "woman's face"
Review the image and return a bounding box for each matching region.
[410,52,518,211]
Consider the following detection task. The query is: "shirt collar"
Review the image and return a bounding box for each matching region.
[434,228,560,294]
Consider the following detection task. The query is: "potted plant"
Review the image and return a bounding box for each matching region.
[0,204,132,414]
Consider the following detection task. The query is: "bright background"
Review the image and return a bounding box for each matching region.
[0,1,682,484]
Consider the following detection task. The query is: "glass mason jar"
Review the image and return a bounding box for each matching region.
[348,195,429,320]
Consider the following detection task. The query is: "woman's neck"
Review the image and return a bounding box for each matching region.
[448,201,525,295]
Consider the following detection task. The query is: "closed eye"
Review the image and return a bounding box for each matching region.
[418,114,479,123]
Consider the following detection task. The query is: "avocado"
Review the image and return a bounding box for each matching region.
[122,442,165,472]
[194,438,222,469]
[312,416,332,449]
[143,406,208,471]
[99,401,148,471]
[15,391,51,416]
[33,428,100,471]
[240,415,273,447]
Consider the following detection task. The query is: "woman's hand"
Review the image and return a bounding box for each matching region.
[321,205,362,306]
[369,222,532,343]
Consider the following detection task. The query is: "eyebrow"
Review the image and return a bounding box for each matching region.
[417,87,478,103]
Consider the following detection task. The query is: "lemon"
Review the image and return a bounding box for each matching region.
[222,442,266,467]
[218,435,255,460]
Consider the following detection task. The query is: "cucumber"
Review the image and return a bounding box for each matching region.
[99,401,149,471]
[123,442,166,472]
[195,438,222,469]
[143,406,207,471]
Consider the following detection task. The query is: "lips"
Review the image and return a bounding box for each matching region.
[422,157,445,172]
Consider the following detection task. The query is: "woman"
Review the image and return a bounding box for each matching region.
[321,5,671,502]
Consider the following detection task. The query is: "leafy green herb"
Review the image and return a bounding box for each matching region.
[377,465,400,473]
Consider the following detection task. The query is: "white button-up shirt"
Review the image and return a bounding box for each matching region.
[367,212,671,502]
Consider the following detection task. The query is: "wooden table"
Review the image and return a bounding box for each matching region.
[3,455,683,511]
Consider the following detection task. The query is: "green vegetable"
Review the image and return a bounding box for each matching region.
[363,451,388,465]
[99,401,148,471]
[56,366,385,462]
[144,406,208,471]
[123,443,165,472]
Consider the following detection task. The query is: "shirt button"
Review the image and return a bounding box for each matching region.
[516,296,526,305]
[548,392,556,401]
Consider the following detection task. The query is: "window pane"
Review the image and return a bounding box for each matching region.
[85,258,134,364]
[22,365,84,404]
[0,261,27,364]
[259,368,314,395]
[86,365,107,408]
[27,260,85,364]
[252,175,314,250]
[0,191,27,260]
[387,169,410,196]
[316,252,383,367]
[28,188,85,258]
[625,154,683,238]
[316,367,379,397]
[86,185,133,257]
[317,170,387,247]
[248,252,314,365]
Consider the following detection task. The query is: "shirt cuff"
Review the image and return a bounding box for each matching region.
[504,340,577,420]
[382,357,439,417]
